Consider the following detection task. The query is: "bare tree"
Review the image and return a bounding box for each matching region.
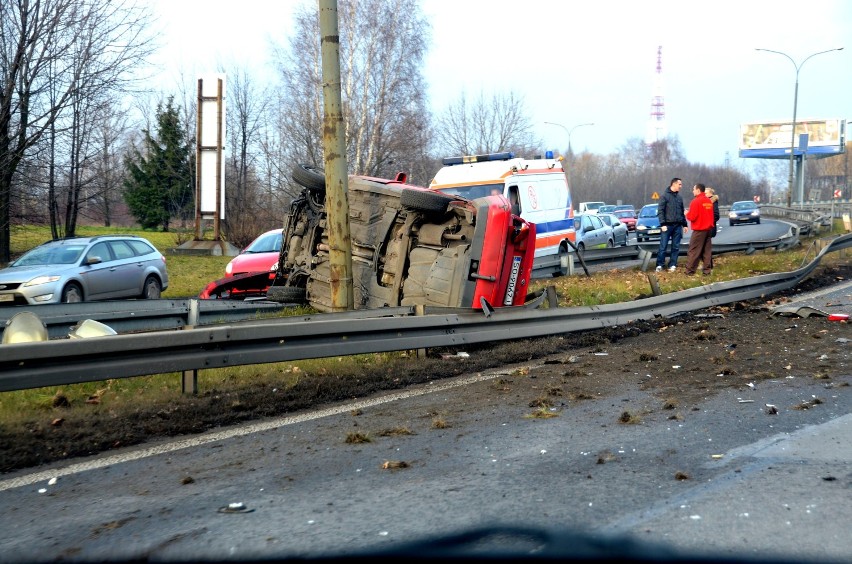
[273,0,432,182]
[0,0,154,261]
[433,90,540,157]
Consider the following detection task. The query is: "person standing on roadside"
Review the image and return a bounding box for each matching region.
[685,183,716,275]
[706,187,720,269]
[655,178,688,272]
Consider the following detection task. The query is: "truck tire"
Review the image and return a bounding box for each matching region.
[400,189,454,213]
[292,164,326,191]
[266,285,307,304]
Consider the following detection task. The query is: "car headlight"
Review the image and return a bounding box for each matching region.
[751,210,760,216]
[728,212,737,219]
[23,275,61,287]
[637,225,646,230]
[225,262,233,276]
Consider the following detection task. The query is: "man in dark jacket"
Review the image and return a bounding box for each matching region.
[655,178,688,271]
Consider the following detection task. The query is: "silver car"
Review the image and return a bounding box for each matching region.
[0,236,168,306]
[598,213,629,247]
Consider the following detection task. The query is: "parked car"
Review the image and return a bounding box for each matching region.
[201,165,537,311]
[728,201,761,226]
[572,213,613,255]
[225,229,283,277]
[578,201,606,214]
[613,208,637,231]
[208,229,284,299]
[0,235,168,306]
[598,213,629,246]
[635,204,661,242]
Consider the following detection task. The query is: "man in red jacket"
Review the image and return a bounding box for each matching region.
[684,183,716,275]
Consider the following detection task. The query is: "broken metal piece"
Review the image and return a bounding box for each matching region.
[771,306,830,318]
[218,502,254,514]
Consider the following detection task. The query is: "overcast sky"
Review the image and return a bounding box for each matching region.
[150,0,851,167]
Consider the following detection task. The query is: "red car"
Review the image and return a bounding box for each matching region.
[224,229,282,277]
[202,165,536,311]
[200,229,282,299]
[613,208,637,231]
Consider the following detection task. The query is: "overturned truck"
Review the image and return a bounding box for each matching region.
[204,165,536,312]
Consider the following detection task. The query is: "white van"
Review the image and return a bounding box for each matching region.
[429,151,575,276]
[578,201,606,214]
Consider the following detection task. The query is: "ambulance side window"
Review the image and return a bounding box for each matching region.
[507,185,521,215]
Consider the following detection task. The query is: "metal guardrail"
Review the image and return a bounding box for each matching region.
[0,232,849,393]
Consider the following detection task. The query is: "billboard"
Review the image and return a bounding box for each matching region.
[739,118,845,159]
[198,75,226,219]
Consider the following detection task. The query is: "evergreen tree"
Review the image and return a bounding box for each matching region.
[124,98,193,231]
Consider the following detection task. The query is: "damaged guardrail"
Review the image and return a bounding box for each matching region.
[0,233,848,393]
[0,298,288,341]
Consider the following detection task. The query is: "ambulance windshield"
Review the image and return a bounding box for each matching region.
[436,183,504,199]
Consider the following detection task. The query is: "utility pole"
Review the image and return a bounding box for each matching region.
[318,0,354,311]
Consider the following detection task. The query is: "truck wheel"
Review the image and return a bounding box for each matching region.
[266,285,307,304]
[292,164,326,191]
[400,189,454,213]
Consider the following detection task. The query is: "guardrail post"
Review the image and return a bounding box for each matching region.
[415,304,427,359]
[182,299,200,395]
[639,248,654,272]
[646,273,662,296]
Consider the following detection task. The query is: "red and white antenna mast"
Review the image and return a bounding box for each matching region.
[646,46,667,146]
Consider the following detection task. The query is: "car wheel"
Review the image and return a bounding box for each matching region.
[606,239,613,248]
[61,283,83,303]
[729,220,734,227]
[756,218,761,224]
[576,242,585,258]
[266,285,307,304]
[400,188,455,213]
[141,275,161,299]
[292,164,326,191]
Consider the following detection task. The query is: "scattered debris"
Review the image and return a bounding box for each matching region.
[381,460,409,470]
[765,404,778,415]
[822,476,837,482]
[48,477,57,486]
[376,427,414,437]
[618,411,642,425]
[746,382,756,390]
[792,397,824,410]
[440,352,470,360]
[596,451,617,464]
[345,432,372,444]
[218,502,253,514]
[181,476,195,485]
[772,306,829,318]
[827,314,849,322]
[50,418,64,427]
[737,399,755,403]
[711,454,724,459]
[525,408,559,419]
[431,417,449,429]
[836,337,850,344]
[350,409,363,416]
[674,471,690,481]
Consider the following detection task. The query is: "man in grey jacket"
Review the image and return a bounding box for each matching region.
[655,178,688,272]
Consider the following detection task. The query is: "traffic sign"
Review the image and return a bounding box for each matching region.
[651,192,659,200]
[834,189,842,199]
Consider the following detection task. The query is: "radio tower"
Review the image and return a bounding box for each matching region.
[645,46,667,146]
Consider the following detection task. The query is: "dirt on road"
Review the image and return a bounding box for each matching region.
[1,264,850,473]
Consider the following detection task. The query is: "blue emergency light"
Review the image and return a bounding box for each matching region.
[442,152,514,166]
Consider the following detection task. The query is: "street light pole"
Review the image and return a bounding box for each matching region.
[755,47,843,207]
[544,121,594,189]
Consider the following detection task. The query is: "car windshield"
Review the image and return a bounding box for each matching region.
[244,231,283,253]
[615,211,634,218]
[11,244,85,266]
[732,202,756,211]
[639,206,658,218]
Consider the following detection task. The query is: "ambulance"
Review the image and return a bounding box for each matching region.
[429,151,574,276]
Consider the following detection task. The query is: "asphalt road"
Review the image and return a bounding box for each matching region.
[0,281,850,563]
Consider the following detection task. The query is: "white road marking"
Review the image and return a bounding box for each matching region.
[0,368,524,492]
